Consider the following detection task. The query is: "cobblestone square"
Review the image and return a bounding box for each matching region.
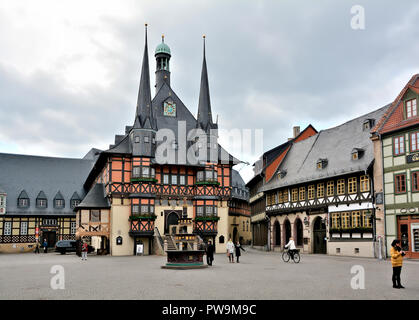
[1,248,418,300]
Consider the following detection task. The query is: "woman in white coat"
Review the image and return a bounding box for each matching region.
[226,239,235,263]
[284,237,297,260]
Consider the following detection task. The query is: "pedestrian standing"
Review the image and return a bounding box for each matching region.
[43,239,48,253]
[81,241,88,261]
[34,241,40,254]
[206,240,215,266]
[235,241,245,263]
[226,238,235,263]
[390,239,405,289]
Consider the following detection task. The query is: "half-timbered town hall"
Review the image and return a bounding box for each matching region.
[0,26,250,255]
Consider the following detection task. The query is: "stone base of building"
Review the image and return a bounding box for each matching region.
[0,243,37,253]
[327,241,374,258]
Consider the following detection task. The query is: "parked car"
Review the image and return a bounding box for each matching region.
[55,240,94,254]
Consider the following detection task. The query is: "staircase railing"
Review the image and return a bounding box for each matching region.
[155,227,164,249]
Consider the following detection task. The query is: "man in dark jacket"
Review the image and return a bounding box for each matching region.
[235,241,245,263]
[206,240,215,266]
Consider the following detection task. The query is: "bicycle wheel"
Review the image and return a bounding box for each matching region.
[282,251,290,262]
[293,252,300,263]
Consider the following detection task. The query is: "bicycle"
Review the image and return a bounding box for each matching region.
[282,248,301,263]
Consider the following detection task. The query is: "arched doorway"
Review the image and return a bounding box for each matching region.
[284,219,291,245]
[165,211,179,234]
[233,227,238,243]
[313,216,327,254]
[295,218,303,247]
[274,221,281,246]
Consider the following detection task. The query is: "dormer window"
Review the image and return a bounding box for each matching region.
[406,99,417,119]
[363,119,375,131]
[70,192,81,209]
[144,136,149,143]
[0,191,6,214]
[316,159,328,170]
[277,170,287,179]
[351,148,364,160]
[17,190,30,208]
[172,141,178,150]
[135,136,140,143]
[36,191,48,208]
[53,191,65,209]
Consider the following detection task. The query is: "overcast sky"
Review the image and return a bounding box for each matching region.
[1,0,419,183]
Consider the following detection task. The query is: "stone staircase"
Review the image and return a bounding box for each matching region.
[164,235,178,251]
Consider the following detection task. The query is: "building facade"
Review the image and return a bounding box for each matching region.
[371,74,419,259]
[0,153,95,253]
[247,125,317,250]
[260,107,388,257]
[74,27,246,256]
[0,27,249,255]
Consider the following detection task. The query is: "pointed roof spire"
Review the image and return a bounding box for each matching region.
[133,23,157,130]
[197,35,216,133]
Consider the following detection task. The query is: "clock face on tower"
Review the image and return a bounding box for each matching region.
[163,101,176,117]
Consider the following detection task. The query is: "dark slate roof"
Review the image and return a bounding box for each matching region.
[133,25,157,131]
[83,148,102,161]
[260,105,390,192]
[196,37,217,133]
[231,169,249,201]
[0,153,94,216]
[75,183,110,210]
[101,81,239,165]
[0,185,6,194]
[36,191,47,199]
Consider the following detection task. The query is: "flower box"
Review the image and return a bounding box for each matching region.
[129,214,157,221]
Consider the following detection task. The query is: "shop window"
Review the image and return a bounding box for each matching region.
[362,211,372,228]
[331,213,340,229]
[352,211,361,228]
[341,212,351,229]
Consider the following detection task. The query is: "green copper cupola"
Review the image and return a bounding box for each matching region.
[155,35,171,92]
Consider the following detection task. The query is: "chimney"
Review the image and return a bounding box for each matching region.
[293,126,300,138]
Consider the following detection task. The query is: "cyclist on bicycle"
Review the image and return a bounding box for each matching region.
[285,237,297,260]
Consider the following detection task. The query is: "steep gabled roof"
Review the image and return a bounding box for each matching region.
[75,183,110,210]
[372,74,419,135]
[260,105,389,192]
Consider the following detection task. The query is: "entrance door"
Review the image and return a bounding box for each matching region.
[165,211,179,235]
[43,231,57,247]
[284,220,291,244]
[274,221,281,246]
[313,217,326,254]
[233,227,238,243]
[412,223,419,256]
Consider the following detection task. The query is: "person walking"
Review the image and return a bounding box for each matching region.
[235,241,246,263]
[284,236,296,260]
[43,239,48,253]
[226,238,235,263]
[206,240,215,266]
[390,239,405,289]
[81,241,88,261]
[34,241,40,254]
